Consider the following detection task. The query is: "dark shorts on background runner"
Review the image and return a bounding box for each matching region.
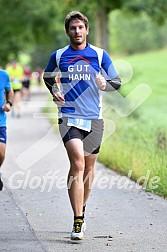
[58,118,104,154]
[13,89,21,93]
[22,80,30,89]
[0,127,7,144]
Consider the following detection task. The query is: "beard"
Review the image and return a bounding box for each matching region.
[70,36,86,46]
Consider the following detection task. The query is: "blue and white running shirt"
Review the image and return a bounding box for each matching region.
[44,43,118,119]
[0,70,11,126]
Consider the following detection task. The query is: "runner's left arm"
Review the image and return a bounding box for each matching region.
[101,50,121,91]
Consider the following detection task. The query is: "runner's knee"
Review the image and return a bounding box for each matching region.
[70,159,84,173]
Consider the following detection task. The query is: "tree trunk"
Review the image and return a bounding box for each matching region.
[95,8,109,51]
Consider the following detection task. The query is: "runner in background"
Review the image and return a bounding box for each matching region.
[0,68,13,190]
[6,61,24,117]
[22,66,31,101]
[35,66,42,86]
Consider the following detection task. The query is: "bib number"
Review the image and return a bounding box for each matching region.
[67,118,91,132]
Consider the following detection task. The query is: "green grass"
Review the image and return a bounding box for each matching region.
[98,49,167,197]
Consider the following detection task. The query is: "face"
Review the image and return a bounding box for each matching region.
[67,19,89,47]
[12,61,17,68]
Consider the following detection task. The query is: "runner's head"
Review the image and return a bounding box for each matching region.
[64,11,89,48]
[65,11,89,33]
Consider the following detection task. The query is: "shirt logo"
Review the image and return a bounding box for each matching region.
[68,56,91,81]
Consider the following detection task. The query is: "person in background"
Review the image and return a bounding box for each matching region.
[35,66,42,86]
[22,65,31,101]
[0,68,13,190]
[6,61,24,117]
[43,11,121,240]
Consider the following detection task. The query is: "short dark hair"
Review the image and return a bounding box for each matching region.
[65,11,89,32]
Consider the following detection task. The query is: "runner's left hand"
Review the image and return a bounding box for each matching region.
[95,74,106,90]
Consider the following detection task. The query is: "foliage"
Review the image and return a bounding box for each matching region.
[0,0,65,66]
[123,0,167,24]
[0,0,167,68]
[109,10,167,54]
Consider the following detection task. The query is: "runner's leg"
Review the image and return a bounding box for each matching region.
[0,142,6,190]
[83,153,97,206]
[65,138,85,217]
[14,91,22,116]
[0,142,6,167]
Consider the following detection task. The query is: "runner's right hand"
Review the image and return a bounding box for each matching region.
[53,92,65,106]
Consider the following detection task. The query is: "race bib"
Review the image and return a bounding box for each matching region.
[13,79,19,84]
[67,118,91,132]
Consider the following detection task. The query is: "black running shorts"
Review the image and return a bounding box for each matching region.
[58,118,104,154]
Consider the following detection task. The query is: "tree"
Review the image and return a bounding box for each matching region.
[123,0,167,25]
[0,0,64,66]
[109,10,167,54]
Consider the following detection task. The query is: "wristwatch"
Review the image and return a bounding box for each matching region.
[6,101,12,107]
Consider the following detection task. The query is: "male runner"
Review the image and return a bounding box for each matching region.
[0,69,13,190]
[43,11,121,240]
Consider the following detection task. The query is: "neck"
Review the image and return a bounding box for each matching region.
[70,42,87,50]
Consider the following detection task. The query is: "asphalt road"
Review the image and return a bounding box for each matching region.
[0,88,167,252]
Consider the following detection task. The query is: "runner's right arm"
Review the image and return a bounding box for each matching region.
[43,52,65,105]
[43,52,59,95]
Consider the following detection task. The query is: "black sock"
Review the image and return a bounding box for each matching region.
[82,205,86,219]
[74,216,83,221]
[0,176,3,191]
